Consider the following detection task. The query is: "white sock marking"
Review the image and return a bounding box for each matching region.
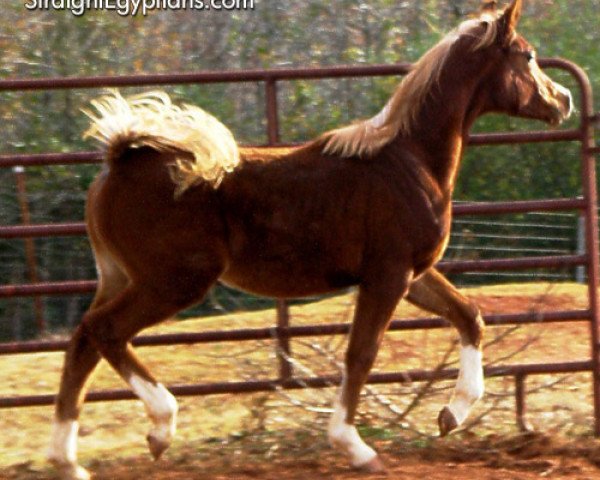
[447,345,484,425]
[48,419,79,464]
[328,375,377,467]
[129,375,178,442]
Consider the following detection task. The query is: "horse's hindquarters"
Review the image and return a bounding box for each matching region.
[87,148,229,284]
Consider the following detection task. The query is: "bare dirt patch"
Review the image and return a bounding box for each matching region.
[7,431,600,479]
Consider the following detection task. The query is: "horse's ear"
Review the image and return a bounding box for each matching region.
[498,0,522,44]
[481,1,498,14]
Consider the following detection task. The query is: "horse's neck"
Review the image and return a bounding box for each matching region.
[401,58,490,196]
[410,116,465,197]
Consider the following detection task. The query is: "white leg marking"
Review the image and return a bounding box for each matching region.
[447,345,484,425]
[328,377,377,467]
[48,419,79,464]
[48,419,90,479]
[129,375,178,443]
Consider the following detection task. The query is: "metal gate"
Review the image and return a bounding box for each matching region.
[0,59,599,433]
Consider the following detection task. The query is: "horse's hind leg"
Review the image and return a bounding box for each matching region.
[328,268,412,472]
[81,265,222,460]
[406,268,485,436]
[49,250,129,480]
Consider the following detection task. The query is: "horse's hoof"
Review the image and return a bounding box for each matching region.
[438,406,458,437]
[354,456,387,474]
[147,434,170,460]
[50,460,91,480]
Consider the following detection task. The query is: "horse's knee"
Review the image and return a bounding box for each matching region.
[469,308,485,348]
[456,301,484,348]
[474,310,485,345]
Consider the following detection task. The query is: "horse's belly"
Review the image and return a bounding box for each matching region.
[220,255,360,299]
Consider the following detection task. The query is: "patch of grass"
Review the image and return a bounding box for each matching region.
[357,425,396,440]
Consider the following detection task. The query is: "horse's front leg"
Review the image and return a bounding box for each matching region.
[328,268,412,472]
[406,267,485,436]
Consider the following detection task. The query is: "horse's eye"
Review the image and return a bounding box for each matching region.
[525,51,535,62]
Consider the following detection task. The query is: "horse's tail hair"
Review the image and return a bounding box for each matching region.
[83,90,240,196]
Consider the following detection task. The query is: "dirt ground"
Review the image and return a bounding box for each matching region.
[7,432,600,479]
[2,283,600,479]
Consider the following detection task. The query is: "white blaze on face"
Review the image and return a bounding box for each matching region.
[128,375,178,442]
[327,375,377,467]
[48,419,79,464]
[447,344,485,425]
[530,56,573,118]
[554,81,574,117]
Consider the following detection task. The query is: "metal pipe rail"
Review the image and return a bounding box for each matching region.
[0,309,590,357]
[0,128,583,169]
[0,361,592,410]
[0,198,588,240]
[0,254,587,298]
[0,58,598,434]
[0,195,589,298]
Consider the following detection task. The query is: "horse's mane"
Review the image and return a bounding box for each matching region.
[319,12,501,158]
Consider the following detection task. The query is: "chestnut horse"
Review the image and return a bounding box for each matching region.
[49,0,572,478]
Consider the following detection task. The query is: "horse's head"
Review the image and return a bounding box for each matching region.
[320,0,574,159]
[477,0,572,125]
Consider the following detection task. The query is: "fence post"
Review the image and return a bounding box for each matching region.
[576,214,586,283]
[265,78,293,381]
[515,374,532,432]
[574,70,600,437]
[13,166,46,335]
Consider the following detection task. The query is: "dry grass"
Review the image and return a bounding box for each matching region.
[0,282,595,477]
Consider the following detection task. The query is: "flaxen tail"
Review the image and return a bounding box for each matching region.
[83,90,240,196]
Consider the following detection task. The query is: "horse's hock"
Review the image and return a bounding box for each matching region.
[0,58,599,436]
